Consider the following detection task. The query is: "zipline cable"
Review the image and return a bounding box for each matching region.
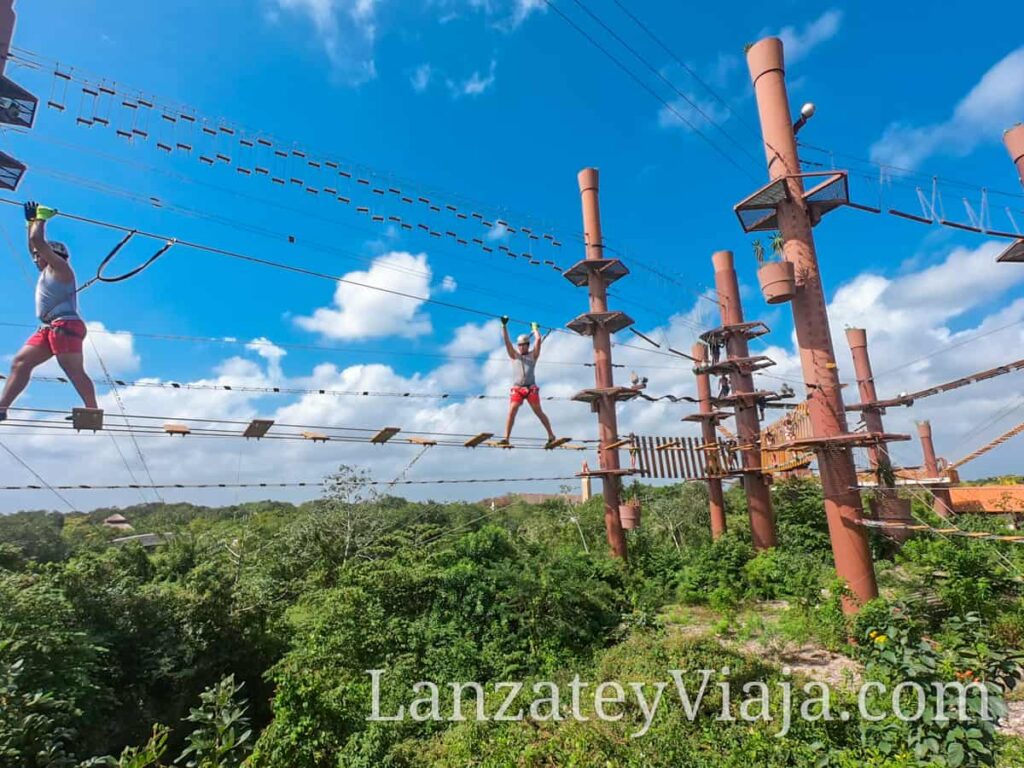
[539,0,759,183]
[0,198,691,363]
[30,161,705,334]
[0,437,79,512]
[3,369,689,404]
[568,0,761,168]
[0,476,582,491]
[88,337,164,503]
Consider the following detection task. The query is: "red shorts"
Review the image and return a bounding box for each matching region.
[26,319,87,355]
[510,385,540,405]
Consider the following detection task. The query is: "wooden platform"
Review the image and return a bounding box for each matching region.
[565,310,635,337]
[694,355,775,377]
[571,386,641,404]
[681,410,733,423]
[700,321,770,346]
[575,467,640,479]
[770,432,911,452]
[562,258,630,287]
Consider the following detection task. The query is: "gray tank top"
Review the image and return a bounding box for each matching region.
[36,269,79,324]
[512,352,537,387]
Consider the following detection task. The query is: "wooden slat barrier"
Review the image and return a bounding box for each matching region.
[633,435,740,479]
[761,402,815,473]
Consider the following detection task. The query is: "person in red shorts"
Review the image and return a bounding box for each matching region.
[0,201,97,422]
[501,315,557,446]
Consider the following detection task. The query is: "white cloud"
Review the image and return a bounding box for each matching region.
[769,9,842,64]
[486,222,511,241]
[410,63,433,92]
[294,251,435,340]
[657,93,729,133]
[870,46,1024,170]
[453,0,545,30]
[273,0,381,84]
[440,275,458,293]
[507,0,545,29]
[448,59,497,98]
[444,319,501,357]
[246,337,287,379]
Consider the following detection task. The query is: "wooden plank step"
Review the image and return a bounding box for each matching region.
[164,423,190,436]
[371,427,401,444]
[604,437,634,450]
[302,431,329,443]
[242,419,274,439]
[71,407,104,432]
[545,437,572,449]
[464,432,494,448]
[407,437,437,446]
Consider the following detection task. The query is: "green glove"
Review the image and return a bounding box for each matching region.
[531,322,539,333]
[24,201,58,222]
[500,315,509,326]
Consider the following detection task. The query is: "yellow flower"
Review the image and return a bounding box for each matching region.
[874,634,888,644]
[869,630,878,639]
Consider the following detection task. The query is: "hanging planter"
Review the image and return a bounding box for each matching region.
[757,260,796,304]
[753,233,796,304]
[619,498,641,530]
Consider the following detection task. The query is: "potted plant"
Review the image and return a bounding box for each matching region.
[755,232,796,304]
[619,497,641,530]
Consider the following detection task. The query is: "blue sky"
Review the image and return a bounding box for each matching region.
[1,0,1023,512]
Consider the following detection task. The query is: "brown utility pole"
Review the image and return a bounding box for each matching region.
[996,126,1024,263]
[692,342,727,539]
[0,0,35,192]
[710,249,776,549]
[745,37,878,608]
[564,168,636,560]
[0,2,13,75]
[917,420,954,518]
[846,328,913,540]
[1006,125,1024,186]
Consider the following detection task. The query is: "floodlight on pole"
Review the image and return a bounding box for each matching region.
[793,102,816,135]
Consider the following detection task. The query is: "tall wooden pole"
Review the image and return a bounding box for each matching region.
[576,168,628,560]
[746,38,877,609]
[1005,125,1024,187]
[846,328,912,540]
[711,250,776,549]
[0,1,14,77]
[918,421,954,518]
[693,342,727,539]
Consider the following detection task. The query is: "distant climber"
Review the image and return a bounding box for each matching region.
[501,316,558,446]
[717,374,731,400]
[0,202,97,422]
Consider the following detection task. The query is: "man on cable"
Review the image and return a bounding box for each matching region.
[501,316,557,446]
[0,202,97,421]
